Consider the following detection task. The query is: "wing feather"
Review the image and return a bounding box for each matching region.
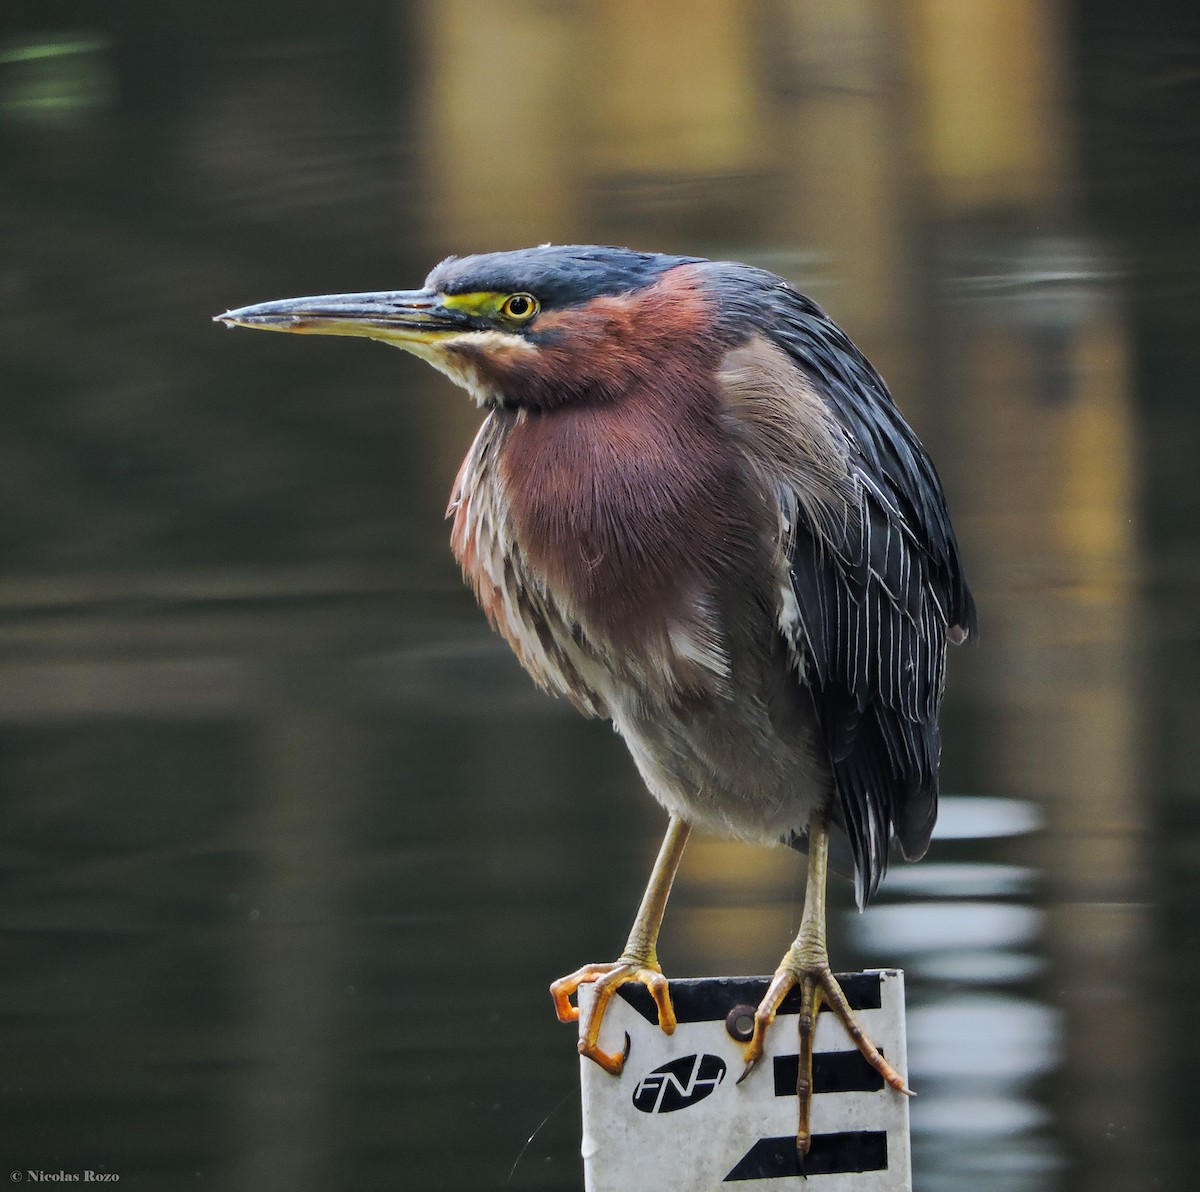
[720,275,975,907]
[774,292,973,905]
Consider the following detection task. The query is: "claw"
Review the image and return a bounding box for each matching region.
[736,1055,759,1085]
[743,960,912,1154]
[578,1036,627,1074]
[578,1029,633,1075]
[814,967,912,1097]
[738,966,793,1080]
[551,960,676,1075]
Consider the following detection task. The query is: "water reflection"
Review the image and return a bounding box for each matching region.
[0,32,114,127]
[855,796,1061,1191]
[1,3,1194,1191]
[857,899,1042,954]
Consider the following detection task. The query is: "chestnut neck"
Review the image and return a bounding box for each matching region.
[496,370,756,641]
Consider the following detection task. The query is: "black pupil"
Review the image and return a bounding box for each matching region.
[508,296,530,317]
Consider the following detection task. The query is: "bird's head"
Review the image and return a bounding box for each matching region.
[216,245,731,410]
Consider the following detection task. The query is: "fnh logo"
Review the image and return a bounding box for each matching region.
[631,1054,726,1114]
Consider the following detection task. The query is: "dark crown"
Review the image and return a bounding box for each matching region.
[426,244,703,309]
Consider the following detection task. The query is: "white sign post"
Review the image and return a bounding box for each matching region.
[578,970,912,1190]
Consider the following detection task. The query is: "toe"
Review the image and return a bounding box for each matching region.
[643,972,677,1034]
[579,1031,631,1075]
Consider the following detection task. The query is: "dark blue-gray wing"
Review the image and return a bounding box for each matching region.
[767,288,976,907]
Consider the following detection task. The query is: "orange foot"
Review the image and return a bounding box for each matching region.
[740,960,912,1155]
[550,959,677,1074]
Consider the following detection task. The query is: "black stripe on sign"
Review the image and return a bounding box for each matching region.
[773,1049,886,1096]
[618,972,885,1025]
[724,1130,888,1181]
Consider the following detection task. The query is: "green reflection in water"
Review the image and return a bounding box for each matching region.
[0,32,113,126]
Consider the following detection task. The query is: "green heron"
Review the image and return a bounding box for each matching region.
[217,244,975,1153]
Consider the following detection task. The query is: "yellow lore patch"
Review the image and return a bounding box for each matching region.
[441,291,540,326]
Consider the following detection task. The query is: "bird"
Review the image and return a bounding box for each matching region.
[216,243,976,1154]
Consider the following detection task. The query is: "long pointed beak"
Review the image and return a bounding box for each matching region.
[213,289,468,346]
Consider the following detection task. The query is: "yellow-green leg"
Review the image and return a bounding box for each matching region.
[741,810,912,1154]
[550,815,690,1074]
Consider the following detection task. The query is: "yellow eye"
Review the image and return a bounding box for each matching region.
[500,293,539,323]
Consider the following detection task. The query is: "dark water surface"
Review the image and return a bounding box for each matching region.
[1,4,1197,1190]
